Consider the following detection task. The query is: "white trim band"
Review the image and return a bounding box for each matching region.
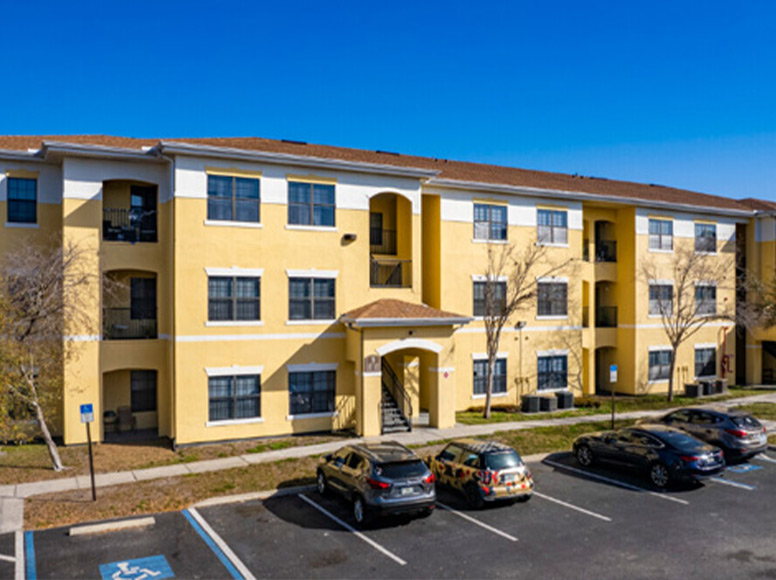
[206,417,265,427]
[205,267,264,277]
[286,269,339,278]
[286,362,338,373]
[205,365,264,377]
[287,411,339,421]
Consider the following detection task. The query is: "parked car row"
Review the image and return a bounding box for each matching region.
[316,406,767,524]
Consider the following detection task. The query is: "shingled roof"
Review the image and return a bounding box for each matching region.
[341,299,471,327]
[0,134,756,212]
[739,198,776,212]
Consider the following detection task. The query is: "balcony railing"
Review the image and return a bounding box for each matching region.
[595,306,618,328]
[370,228,397,255]
[594,240,617,262]
[103,208,158,243]
[370,258,412,288]
[103,308,158,340]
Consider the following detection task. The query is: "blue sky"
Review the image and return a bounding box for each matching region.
[2,1,775,200]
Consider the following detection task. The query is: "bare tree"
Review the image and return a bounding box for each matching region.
[0,239,99,471]
[480,243,570,418]
[641,245,737,402]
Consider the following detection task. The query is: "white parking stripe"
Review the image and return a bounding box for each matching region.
[14,530,23,580]
[709,477,756,490]
[0,554,14,563]
[543,460,689,505]
[187,507,258,580]
[532,492,612,522]
[753,454,776,465]
[298,494,407,566]
[436,502,518,542]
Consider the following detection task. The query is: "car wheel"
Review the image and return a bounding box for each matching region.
[352,495,369,525]
[316,470,328,496]
[465,483,485,509]
[419,507,434,518]
[649,462,671,489]
[575,444,594,467]
[516,493,532,503]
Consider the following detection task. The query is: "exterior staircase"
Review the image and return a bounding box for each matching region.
[381,360,412,433]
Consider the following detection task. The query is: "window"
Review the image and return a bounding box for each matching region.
[537,209,568,245]
[288,181,335,226]
[648,350,672,381]
[289,370,336,415]
[695,223,717,253]
[649,284,673,316]
[130,278,156,320]
[695,285,716,316]
[473,358,507,395]
[208,277,261,321]
[537,282,568,316]
[207,175,260,223]
[208,374,261,421]
[474,204,507,241]
[537,355,567,391]
[7,177,37,224]
[289,278,336,320]
[695,347,716,377]
[473,281,506,317]
[130,370,157,413]
[370,212,383,246]
[648,219,673,251]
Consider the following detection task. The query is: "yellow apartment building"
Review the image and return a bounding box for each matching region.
[0,135,769,446]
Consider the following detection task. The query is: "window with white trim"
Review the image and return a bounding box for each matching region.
[473,280,506,317]
[537,281,567,316]
[648,219,673,250]
[207,174,260,223]
[474,204,507,241]
[695,348,716,378]
[648,350,672,381]
[648,284,673,316]
[537,209,568,244]
[208,277,261,321]
[694,224,717,253]
[288,181,335,226]
[289,370,336,415]
[7,177,37,224]
[208,374,261,421]
[695,285,716,316]
[473,358,507,395]
[537,355,567,390]
[289,278,336,320]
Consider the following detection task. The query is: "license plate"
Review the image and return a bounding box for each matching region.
[401,486,415,496]
[501,474,516,483]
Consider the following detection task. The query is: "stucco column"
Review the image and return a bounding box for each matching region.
[423,352,455,430]
[359,370,383,438]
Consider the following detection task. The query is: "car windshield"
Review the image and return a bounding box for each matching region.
[732,415,762,429]
[652,430,705,451]
[376,460,427,479]
[484,450,522,470]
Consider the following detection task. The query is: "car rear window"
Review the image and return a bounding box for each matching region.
[376,460,427,479]
[654,430,705,451]
[731,415,762,429]
[484,450,522,470]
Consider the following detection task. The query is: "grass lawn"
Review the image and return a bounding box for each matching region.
[456,388,774,425]
[732,402,776,421]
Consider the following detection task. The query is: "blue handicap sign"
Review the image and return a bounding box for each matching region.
[99,555,174,580]
[726,464,762,474]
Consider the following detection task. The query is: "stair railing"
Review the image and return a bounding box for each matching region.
[381,358,413,430]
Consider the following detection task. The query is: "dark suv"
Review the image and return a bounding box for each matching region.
[317,441,436,524]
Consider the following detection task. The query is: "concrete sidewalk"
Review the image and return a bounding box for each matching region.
[2,392,775,531]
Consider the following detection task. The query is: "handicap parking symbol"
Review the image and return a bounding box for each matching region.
[726,464,762,474]
[99,555,174,580]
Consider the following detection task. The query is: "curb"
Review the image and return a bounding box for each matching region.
[192,484,316,508]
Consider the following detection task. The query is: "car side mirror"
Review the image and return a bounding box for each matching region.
[324,454,332,462]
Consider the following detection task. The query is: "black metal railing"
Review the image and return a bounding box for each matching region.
[382,358,412,429]
[595,240,617,262]
[370,228,397,255]
[103,208,158,243]
[583,242,590,262]
[582,306,590,328]
[595,306,618,328]
[103,308,158,340]
[370,258,411,288]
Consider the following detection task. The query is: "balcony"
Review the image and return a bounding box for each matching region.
[103,308,158,340]
[595,306,618,328]
[582,306,590,328]
[370,258,412,288]
[594,240,616,262]
[370,228,397,255]
[103,208,157,243]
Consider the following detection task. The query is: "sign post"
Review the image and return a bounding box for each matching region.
[609,364,618,429]
[80,403,97,501]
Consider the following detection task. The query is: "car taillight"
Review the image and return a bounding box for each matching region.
[679,455,700,462]
[726,429,748,438]
[423,473,435,484]
[476,470,493,484]
[366,477,390,490]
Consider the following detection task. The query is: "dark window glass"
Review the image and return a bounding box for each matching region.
[537,355,567,390]
[377,460,427,478]
[208,374,261,421]
[473,281,506,317]
[130,370,157,413]
[649,284,673,316]
[288,181,335,226]
[537,209,568,244]
[648,219,673,250]
[537,282,568,316]
[473,358,507,395]
[130,278,156,320]
[7,177,37,223]
[695,285,716,316]
[289,370,336,415]
[648,350,672,381]
[289,278,335,320]
[695,347,716,377]
[207,174,260,222]
[474,204,507,241]
[695,223,717,253]
[208,276,260,321]
[483,451,523,470]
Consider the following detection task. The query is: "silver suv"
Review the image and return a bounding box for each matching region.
[316,441,436,524]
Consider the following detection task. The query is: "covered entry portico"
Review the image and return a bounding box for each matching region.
[341,299,471,437]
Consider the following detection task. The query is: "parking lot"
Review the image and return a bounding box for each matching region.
[5,451,776,579]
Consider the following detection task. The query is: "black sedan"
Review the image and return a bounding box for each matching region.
[573,425,725,488]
